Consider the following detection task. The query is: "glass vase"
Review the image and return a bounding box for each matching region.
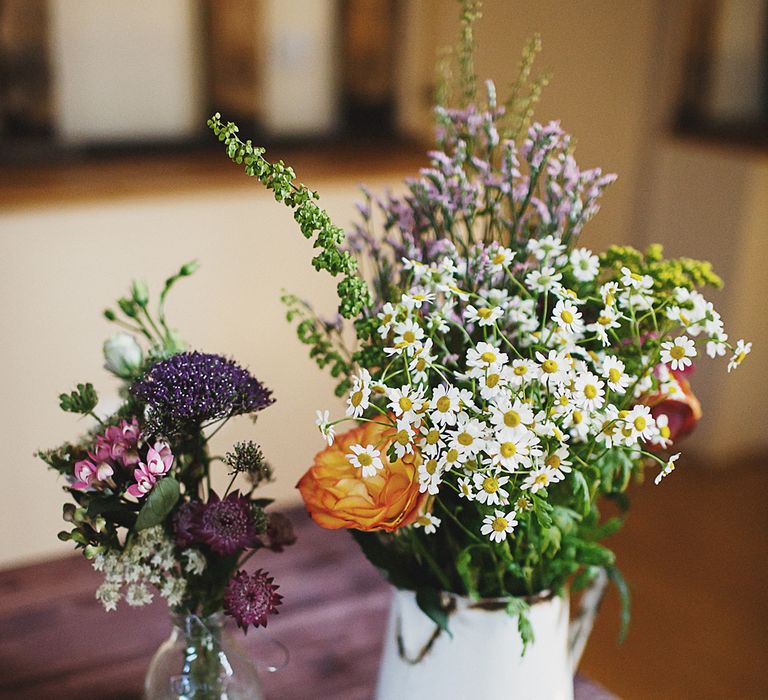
[144,612,264,700]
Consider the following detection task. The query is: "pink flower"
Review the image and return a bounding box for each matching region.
[95,418,141,467]
[72,459,114,491]
[126,443,174,498]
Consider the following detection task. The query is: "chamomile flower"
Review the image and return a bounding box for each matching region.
[521,466,558,493]
[486,426,541,470]
[376,302,398,338]
[600,281,619,306]
[574,372,606,412]
[430,385,462,426]
[621,405,657,444]
[479,363,513,401]
[346,369,372,418]
[660,335,697,371]
[473,471,510,506]
[727,339,751,372]
[457,476,475,500]
[388,319,425,355]
[391,418,417,459]
[528,235,565,262]
[525,266,563,293]
[706,334,728,359]
[488,245,515,272]
[465,303,504,327]
[509,358,537,387]
[535,350,571,387]
[649,413,672,449]
[480,509,518,543]
[466,342,508,373]
[488,397,535,431]
[569,248,600,282]
[419,424,446,457]
[451,413,486,458]
[620,266,653,290]
[409,339,436,383]
[346,444,383,478]
[602,356,631,394]
[654,453,680,485]
[587,306,622,346]
[562,408,591,441]
[315,409,335,445]
[402,290,435,312]
[386,385,425,421]
[542,446,572,481]
[552,299,584,335]
[413,512,441,534]
[418,458,443,495]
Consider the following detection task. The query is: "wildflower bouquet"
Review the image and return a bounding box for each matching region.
[208,5,750,645]
[38,264,293,689]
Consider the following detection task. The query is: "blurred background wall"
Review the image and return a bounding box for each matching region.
[1,0,766,567]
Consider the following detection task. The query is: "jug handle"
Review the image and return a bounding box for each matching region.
[568,568,609,673]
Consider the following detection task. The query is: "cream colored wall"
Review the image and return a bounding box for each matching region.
[0,180,399,568]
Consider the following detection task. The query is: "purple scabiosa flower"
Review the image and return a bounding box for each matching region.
[198,491,260,555]
[173,500,204,547]
[130,352,274,436]
[224,569,282,631]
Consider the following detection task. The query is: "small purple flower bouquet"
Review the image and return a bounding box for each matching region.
[38,263,293,632]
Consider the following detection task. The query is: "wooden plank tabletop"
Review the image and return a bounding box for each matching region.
[0,508,615,699]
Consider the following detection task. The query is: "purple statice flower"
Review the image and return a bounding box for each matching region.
[197,491,260,555]
[224,569,282,631]
[131,352,274,436]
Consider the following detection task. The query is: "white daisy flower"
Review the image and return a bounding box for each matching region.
[543,446,573,481]
[346,444,384,478]
[451,413,486,458]
[386,385,425,421]
[620,266,653,290]
[602,356,631,394]
[466,342,508,372]
[388,319,425,355]
[552,299,584,335]
[486,426,541,470]
[569,248,599,282]
[345,369,372,418]
[315,409,335,445]
[418,458,443,495]
[413,512,441,534]
[465,303,504,327]
[573,372,606,412]
[535,349,571,387]
[430,385,462,426]
[480,509,519,543]
[419,424,446,457]
[442,446,465,469]
[621,405,657,444]
[648,413,672,449]
[525,266,563,293]
[457,476,475,500]
[587,306,622,346]
[473,471,510,506]
[727,339,751,372]
[562,408,591,442]
[376,302,398,339]
[654,453,680,485]
[402,290,435,312]
[479,363,513,401]
[528,235,565,261]
[521,466,558,493]
[409,339,437,383]
[509,358,537,387]
[660,335,697,371]
[600,281,620,306]
[488,397,535,431]
[391,418,417,459]
[488,245,515,272]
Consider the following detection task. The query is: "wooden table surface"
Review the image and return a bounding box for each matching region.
[0,509,616,699]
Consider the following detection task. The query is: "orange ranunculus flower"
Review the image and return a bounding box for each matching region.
[297,417,426,532]
[645,372,702,444]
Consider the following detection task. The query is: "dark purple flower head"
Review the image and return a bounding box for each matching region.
[198,491,259,556]
[131,352,274,436]
[173,500,204,547]
[224,569,282,631]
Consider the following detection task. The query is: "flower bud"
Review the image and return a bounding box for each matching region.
[131,279,149,307]
[180,260,199,276]
[62,503,77,522]
[83,544,101,559]
[103,333,144,379]
[118,297,138,318]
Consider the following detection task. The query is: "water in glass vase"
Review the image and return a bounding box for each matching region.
[144,612,263,700]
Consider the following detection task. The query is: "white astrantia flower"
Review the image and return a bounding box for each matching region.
[413,512,441,535]
[525,266,563,293]
[660,335,697,371]
[480,509,519,543]
[654,453,680,485]
[473,471,510,506]
[552,299,584,335]
[727,339,751,373]
[315,409,335,445]
[465,303,504,327]
[376,302,398,338]
[521,466,558,493]
[346,444,384,478]
[569,248,599,282]
[430,385,462,426]
[125,583,154,607]
[346,369,372,418]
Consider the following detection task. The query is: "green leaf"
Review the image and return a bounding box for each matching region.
[571,470,591,515]
[415,587,451,635]
[59,383,98,415]
[532,494,553,528]
[541,526,561,556]
[607,565,631,643]
[456,546,479,599]
[135,477,180,530]
[576,541,615,567]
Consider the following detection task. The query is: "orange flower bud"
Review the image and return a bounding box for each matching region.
[297,418,426,532]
